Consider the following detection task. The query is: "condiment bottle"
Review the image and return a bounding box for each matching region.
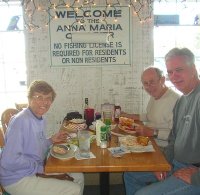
[105,119,111,142]
[84,98,95,127]
[114,103,121,123]
[96,120,104,147]
[100,125,107,148]
[95,112,101,120]
[84,98,89,120]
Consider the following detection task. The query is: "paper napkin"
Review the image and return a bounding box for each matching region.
[75,152,96,160]
[108,147,130,156]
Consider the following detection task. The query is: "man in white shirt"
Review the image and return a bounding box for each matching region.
[122,66,180,147]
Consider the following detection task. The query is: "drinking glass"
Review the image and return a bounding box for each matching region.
[78,130,90,158]
[84,108,94,127]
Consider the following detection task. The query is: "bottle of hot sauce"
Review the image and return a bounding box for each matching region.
[114,103,121,123]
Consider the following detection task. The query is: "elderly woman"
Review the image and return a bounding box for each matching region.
[0,80,84,195]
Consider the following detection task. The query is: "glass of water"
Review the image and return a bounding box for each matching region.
[78,130,90,158]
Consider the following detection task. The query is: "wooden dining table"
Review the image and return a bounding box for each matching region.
[45,126,171,195]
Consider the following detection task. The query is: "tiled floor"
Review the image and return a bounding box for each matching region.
[83,184,125,195]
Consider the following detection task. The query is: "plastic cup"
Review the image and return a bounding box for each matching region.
[84,108,94,126]
[78,130,90,158]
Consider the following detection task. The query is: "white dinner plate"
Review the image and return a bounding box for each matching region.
[50,144,78,160]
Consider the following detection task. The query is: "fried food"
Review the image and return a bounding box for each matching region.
[119,136,138,146]
[119,117,137,131]
[52,145,68,155]
[137,136,150,146]
[119,117,134,126]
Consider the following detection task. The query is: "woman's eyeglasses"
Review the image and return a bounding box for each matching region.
[32,95,52,103]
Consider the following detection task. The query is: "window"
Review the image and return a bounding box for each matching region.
[0,1,27,115]
[154,1,200,80]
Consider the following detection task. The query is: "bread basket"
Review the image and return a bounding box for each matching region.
[63,119,87,132]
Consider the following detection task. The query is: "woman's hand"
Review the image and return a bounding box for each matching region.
[51,130,69,144]
[36,173,74,181]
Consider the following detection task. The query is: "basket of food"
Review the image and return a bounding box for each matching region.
[118,135,154,153]
[63,118,87,133]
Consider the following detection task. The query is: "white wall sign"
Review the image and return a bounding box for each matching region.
[49,6,130,66]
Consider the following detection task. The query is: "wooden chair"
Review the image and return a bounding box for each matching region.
[0,128,4,147]
[1,108,19,135]
[15,103,27,111]
[0,112,16,195]
[0,185,3,194]
[0,128,4,194]
[0,185,10,195]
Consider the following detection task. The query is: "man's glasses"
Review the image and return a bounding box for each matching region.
[32,95,52,103]
[142,79,160,87]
